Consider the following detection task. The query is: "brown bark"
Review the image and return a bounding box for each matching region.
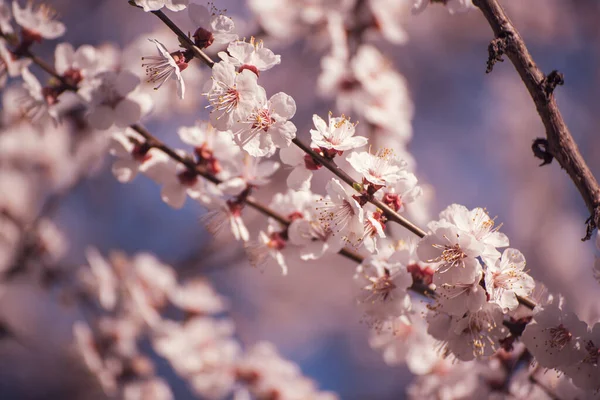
[473,0,600,240]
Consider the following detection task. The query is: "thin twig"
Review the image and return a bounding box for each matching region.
[141,7,428,238]
[473,0,600,241]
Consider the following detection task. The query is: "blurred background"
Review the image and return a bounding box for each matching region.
[1,0,600,398]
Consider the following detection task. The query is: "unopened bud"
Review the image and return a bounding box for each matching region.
[193,27,214,49]
[239,64,259,77]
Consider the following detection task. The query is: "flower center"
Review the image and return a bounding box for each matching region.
[251,108,274,132]
[431,242,467,268]
[209,83,239,114]
[546,324,572,350]
[368,271,396,302]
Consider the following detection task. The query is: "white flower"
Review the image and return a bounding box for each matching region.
[433,263,486,316]
[168,279,227,315]
[18,67,57,123]
[218,156,280,196]
[233,91,297,157]
[178,121,240,176]
[205,61,262,131]
[484,248,535,311]
[412,0,474,15]
[152,317,239,398]
[427,303,507,361]
[218,38,281,73]
[109,128,165,183]
[376,172,422,212]
[143,151,214,209]
[237,342,335,400]
[437,204,509,267]
[123,378,174,400]
[85,70,152,130]
[347,149,408,187]
[0,0,13,34]
[12,1,65,40]
[142,39,186,99]
[246,229,289,275]
[279,145,316,191]
[134,0,189,12]
[355,251,413,325]
[417,223,484,282]
[563,322,600,391]
[80,247,118,311]
[54,42,101,87]
[189,3,237,47]
[367,0,409,44]
[201,197,249,241]
[317,178,364,247]
[360,205,386,253]
[521,300,587,369]
[0,39,30,80]
[310,113,367,153]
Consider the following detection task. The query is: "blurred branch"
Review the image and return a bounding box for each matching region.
[473,0,600,241]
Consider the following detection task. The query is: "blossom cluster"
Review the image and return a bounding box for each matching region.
[1,0,600,399]
[75,249,336,399]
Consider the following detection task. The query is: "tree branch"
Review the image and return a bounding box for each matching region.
[473,0,600,241]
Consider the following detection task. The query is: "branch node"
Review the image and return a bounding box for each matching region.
[531,138,553,166]
[582,206,600,241]
[486,32,508,73]
[541,70,564,97]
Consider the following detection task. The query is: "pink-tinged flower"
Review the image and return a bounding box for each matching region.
[437,204,509,267]
[355,248,413,326]
[73,321,118,396]
[168,279,227,315]
[0,0,13,35]
[412,0,474,15]
[417,223,484,281]
[54,43,101,88]
[123,379,174,400]
[521,299,588,369]
[279,145,318,191]
[376,172,422,212]
[347,148,408,187]
[204,61,262,131]
[432,262,486,317]
[134,0,189,12]
[18,67,57,123]
[84,70,152,130]
[233,91,297,157]
[201,197,249,242]
[360,205,386,253]
[236,342,337,400]
[12,1,65,40]
[246,229,289,275]
[218,38,280,73]
[563,322,600,391]
[152,317,239,398]
[80,247,118,311]
[178,121,240,178]
[0,39,30,81]
[218,156,279,196]
[189,3,237,48]
[142,39,187,99]
[109,128,158,183]
[427,302,507,361]
[143,150,216,209]
[310,113,367,153]
[484,248,535,311]
[367,0,409,44]
[317,178,364,247]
